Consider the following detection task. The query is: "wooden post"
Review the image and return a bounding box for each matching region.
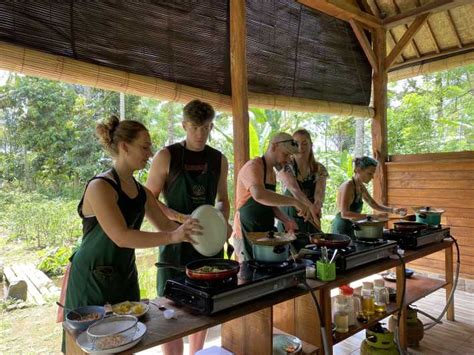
[372,27,388,204]
[445,243,455,321]
[230,0,250,187]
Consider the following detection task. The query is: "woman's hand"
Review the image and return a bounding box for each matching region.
[392,207,407,216]
[170,218,202,244]
[283,219,298,233]
[294,200,311,221]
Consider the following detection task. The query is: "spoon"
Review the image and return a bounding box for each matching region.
[329,249,338,264]
[56,301,83,320]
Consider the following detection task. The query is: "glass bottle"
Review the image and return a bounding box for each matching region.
[333,295,349,333]
[339,285,361,327]
[374,279,389,313]
[361,281,375,316]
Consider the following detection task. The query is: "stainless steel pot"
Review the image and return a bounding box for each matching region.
[353,216,386,239]
[252,243,289,263]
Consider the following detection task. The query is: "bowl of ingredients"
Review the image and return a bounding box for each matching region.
[87,315,138,350]
[65,305,105,331]
[273,334,302,354]
[112,301,149,318]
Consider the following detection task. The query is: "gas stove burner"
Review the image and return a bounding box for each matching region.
[383,226,450,249]
[354,238,387,245]
[247,260,294,273]
[185,274,238,291]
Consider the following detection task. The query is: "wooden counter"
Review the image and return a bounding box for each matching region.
[65,240,454,355]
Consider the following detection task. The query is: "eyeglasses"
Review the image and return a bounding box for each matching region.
[275,139,298,148]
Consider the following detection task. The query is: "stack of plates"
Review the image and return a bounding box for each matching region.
[76,322,147,354]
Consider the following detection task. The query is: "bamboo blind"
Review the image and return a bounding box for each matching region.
[0,41,375,118]
[388,51,474,82]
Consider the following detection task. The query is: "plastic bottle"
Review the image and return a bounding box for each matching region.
[333,295,349,333]
[339,285,361,326]
[374,279,389,313]
[361,281,375,316]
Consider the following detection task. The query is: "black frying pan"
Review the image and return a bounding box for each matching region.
[155,258,240,281]
[308,232,351,248]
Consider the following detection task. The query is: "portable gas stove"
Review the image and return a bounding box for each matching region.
[299,239,398,272]
[383,226,450,250]
[163,260,306,315]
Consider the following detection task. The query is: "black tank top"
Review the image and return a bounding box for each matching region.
[164,142,222,193]
[78,168,147,235]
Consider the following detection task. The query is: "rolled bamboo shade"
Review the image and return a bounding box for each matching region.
[388,51,474,82]
[0,41,375,118]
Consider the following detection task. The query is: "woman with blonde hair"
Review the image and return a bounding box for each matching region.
[63,116,201,324]
[277,129,328,250]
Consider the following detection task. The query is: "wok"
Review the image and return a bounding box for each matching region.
[308,232,351,248]
[393,221,428,233]
[155,258,240,281]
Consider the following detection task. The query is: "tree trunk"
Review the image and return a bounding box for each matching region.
[355,118,364,157]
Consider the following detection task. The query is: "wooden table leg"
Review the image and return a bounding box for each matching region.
[445,243,455,321]
[221,307,272,355]
[396,265,407,351]
[320,288,333,355]
[65,330,86,355]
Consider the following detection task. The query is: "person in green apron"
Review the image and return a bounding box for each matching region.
[277,129,329,251]
[233,132,311,261]
[331,156,407,238]
[62,116,201,351]
[146,99,231,355]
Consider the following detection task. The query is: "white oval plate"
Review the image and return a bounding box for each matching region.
[191,205,227,257]
[111,301,149,318]
[76,322,146,354]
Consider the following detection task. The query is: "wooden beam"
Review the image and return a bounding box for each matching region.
[297,0,382,28]
[230,0,250,182]
[385,14,429,69]
[446,10,463,48]
[383,0,473,29]
[391,0,421,58]
[389,42,474,72]
[372,27,388,205]
[414,0,440,53]
[349,19,378,74]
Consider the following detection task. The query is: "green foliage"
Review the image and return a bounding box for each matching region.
[388,65,473,154]
[37,246,73,276]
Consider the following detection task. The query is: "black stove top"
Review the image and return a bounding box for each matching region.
[163,260,306,315]
[383,226,450,249]
[300,239,398,272]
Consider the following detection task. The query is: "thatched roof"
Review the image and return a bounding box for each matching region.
[0,0,472,117]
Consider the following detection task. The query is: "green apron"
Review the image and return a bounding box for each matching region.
[157,143,223,296]
[331,178,363,238]
[63,169,145,350]
[277,160,320,251]
[239,156,277,261]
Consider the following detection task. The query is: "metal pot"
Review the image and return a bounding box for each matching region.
[252,243,289,263]
[414,206,445,225]
[353,216,386,239]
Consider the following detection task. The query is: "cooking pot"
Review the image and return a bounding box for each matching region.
[155,258,240,281]
[252,243,289,263]
[247,231,295,263]
[414,206,445,225]
[353,216,386,239]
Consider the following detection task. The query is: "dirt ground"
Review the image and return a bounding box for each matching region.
[0,302,62,354]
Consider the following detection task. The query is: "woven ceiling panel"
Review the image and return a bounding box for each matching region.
[0,0,371,106]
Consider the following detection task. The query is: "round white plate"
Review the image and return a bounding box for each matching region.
[273,334,302,354]
[111,301,149,318]
[76,322,146,354]
[191,204,227,257]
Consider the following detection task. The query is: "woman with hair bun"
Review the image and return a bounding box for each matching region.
[331,156,407,238]
[63,115,201,322]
